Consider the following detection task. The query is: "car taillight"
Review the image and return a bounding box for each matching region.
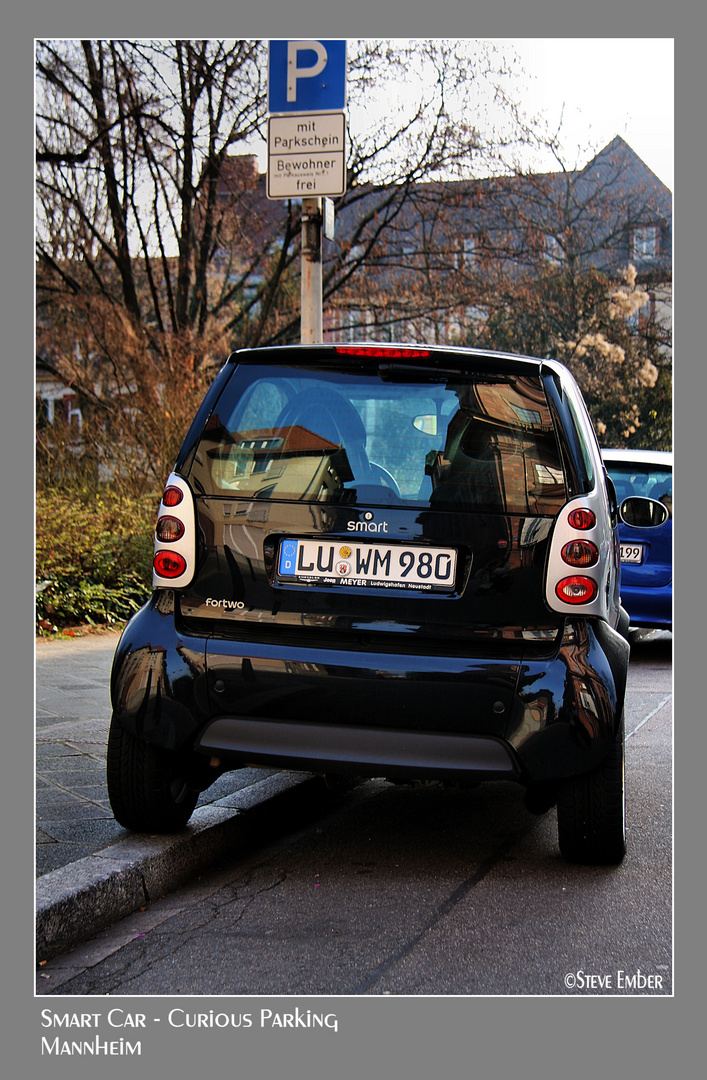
[155,516,185,543]
[162,485,184,507]
[561,540,599,567]
[153,551,188,579]
[567,508,596,530]
[555,576,598,604]
[152,473,194,589]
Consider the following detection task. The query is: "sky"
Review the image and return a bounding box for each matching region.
[256,38,674,192]
[507,38,674,190]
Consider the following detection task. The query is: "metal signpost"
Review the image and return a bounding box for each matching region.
[267,40,347,343]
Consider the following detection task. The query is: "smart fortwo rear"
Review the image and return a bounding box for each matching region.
[108,344,632,864]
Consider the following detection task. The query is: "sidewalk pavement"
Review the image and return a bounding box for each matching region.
[36,631,320,962]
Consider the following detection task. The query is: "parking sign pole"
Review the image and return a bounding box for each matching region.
[301,197,322,343]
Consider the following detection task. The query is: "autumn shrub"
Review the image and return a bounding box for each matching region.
[36,487,157,633]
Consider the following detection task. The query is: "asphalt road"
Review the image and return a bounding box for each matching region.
[36,633,672,997]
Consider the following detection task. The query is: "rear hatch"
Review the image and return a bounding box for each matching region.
[177,346,569,654]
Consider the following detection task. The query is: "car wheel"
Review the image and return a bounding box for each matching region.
[106,723,199,833]
[556,713,626,865]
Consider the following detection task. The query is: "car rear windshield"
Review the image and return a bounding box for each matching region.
[187,359,567,516]
[606,462,672,505]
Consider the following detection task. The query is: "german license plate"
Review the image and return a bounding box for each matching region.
[277,538,457,592]
[620,543,644,564]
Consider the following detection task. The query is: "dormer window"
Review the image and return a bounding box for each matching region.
[632,225,660,260]
[458,233,490,270]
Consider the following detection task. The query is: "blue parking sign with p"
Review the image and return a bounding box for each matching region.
[268,40,346,114]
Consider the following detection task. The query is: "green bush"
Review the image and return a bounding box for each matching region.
[36,489,157,633]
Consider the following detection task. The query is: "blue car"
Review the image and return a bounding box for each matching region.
[601,449,672,632]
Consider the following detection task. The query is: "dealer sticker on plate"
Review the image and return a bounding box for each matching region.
[278,538,457,592]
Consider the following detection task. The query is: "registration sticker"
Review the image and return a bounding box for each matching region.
[277,538,457,592]
[620,543,644,564]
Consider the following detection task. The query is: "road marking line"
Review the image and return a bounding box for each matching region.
[627,694,672,739]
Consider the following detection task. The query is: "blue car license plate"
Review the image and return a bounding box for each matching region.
[619,543,644,564]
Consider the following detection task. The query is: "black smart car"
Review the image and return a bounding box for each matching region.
[107,344,660,863]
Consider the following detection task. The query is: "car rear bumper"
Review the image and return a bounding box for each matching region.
[620,583,672,630]
[196,716,520,780]
[110,595,628,785]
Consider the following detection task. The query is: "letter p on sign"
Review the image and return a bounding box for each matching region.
[288,41,327,101]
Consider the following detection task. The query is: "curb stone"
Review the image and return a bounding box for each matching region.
[36,771,321,962]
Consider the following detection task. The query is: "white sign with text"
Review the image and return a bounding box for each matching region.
[267,112,346,199]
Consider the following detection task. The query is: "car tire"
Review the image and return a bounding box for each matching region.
[556,713,626,865]
[106,723,199,833]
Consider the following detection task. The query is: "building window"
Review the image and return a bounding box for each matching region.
[544,234,564,265]
[511,405,543,426]
[38,396,55,425]
[629,291,656,332]
[458,237,476,269]
[67,400,83,433]
[37,390,83,432]
[632,225,659,260]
